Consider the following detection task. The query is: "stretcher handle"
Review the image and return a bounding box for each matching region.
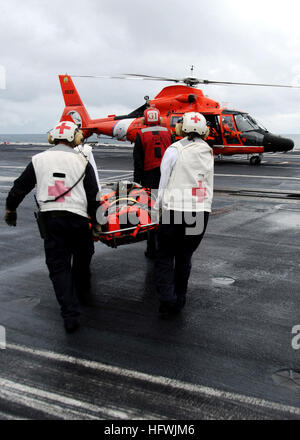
[98,221,159,236]
[107,197,138,208]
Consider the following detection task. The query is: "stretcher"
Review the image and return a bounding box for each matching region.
[96,181,159,248]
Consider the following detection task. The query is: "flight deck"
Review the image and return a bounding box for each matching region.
[0,144,300,420]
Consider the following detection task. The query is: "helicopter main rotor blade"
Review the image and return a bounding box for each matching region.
[123,74,300,88]
[122,73,180,82]
[197,79,300,88]
[70,74,179,82]
[70,74,300,88]
[70,75,126,79]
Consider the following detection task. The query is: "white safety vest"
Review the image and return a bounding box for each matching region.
[32,144,89,218]
[163,138,214,212]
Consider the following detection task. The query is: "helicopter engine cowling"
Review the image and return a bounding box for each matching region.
[175,94,196,103]
[175,94,197,104]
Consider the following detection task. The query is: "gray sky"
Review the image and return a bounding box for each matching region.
[1,0,300,133]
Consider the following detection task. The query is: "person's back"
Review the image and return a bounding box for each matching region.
[162,135,213,213]
[4,121,101,333]
[33,143,89,218]
[133,107,172,258]
[133,107,171,189]
[155,112,214,315]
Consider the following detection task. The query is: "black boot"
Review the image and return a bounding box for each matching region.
[159,301,178,316]
[144,250,156,259]
[175,295,186,312]
[64,318,80,333]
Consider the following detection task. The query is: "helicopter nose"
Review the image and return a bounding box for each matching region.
[263,133,294,152]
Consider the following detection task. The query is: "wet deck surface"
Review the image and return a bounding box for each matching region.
[0,144,300,420]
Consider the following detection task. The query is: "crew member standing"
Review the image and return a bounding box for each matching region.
[155,112,214,315]
[4,121,101,333]
[133,106,172,258]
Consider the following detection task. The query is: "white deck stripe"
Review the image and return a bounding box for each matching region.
[0,177,15,182]
[215,173,300,181]
[0,375,153,420]
[6,343,300,417]
[0,382,97,420]
[0,166,25,169]
[97,169,133,173]
[99,173,133,182]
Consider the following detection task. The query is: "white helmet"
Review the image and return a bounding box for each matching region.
[182,112,207,136]
[48,121,83,145]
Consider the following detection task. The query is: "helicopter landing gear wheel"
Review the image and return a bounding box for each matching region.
[250,155,261,166]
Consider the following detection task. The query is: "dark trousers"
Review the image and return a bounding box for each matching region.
[43,212,94,321]
[155,211,210,304]
[141,168,160,254]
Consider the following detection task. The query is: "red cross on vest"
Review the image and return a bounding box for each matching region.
[192,180,207,202]
[191,115,201,123]
[56,122,71,134]
[48,180,71,202]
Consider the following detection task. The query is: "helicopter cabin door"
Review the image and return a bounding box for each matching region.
[220,115,242,146]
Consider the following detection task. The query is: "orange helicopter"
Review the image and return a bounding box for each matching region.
[58,70,297,165]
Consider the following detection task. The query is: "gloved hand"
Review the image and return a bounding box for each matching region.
[92,223,102,239]
[4,210,17,227]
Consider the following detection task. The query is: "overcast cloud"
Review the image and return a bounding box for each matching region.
[1,0,300,134]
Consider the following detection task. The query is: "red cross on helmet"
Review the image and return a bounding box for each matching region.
[182,112,207,136]
[143,107,161,126]
[48,121,83,145]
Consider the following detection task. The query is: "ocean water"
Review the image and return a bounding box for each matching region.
[0,133,299,149]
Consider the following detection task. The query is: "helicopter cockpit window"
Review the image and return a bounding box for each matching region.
[221,115,241,145]
[222,116,235,131]
[248,115,267,131]
[234,114,260,132]
[170,115,183,127]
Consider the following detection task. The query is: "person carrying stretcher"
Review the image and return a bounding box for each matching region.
[133,106,172,258]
